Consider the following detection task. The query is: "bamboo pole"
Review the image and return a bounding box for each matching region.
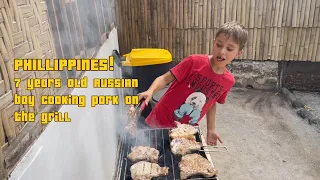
[220,0,225,26]
[188,0,192,28]
[297,0,304,27]
[294,28,302,60]
[277,0,285,27]
[286,0,293,26]
[312,28,319,61]
[282,0,288,27]
[236,0,241,25]
[231,0,236,22]
[316,29,320,62]
[173,0,176,29]
[225,0,229,23]
[281,27,288,60]
[255,28,261,60]
[191,0,195,27]
[265,0,272,27]
[252,28,257,59]
[188,28,191,55]
[308,28,316,61]
[206,29,210,54]
[180,0,183,29]
[285,28,295,60]
[278,27,284,60]
[203,0,207,28]
[254,0,258,28]
[194,0,199,27]
[207,0,212,28]
[184,29,188,57]
[314,5,320,27]
[308,0,316,27]
[290,28,297,60]
[245,0,250,28]
[271,27,277,60]
[257,0,263,28]
[274,27,280,60]
[304,0,312,27]
[298,28,306,60]
[147,0,151,47]
[247,29,253,59]
[292,0,298,27]
[199,0,203,28]
[241,0,246,27]
[303,28,311,61]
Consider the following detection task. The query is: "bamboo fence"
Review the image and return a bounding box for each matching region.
[0,0,117,177]
[116,0,320,62]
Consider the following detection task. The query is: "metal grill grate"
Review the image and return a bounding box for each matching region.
[114,127,218,180]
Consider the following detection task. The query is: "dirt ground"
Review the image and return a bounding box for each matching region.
[293,91,320,119]
[199,88,320,180]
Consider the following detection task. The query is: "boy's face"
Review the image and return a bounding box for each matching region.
[212,33,243,68]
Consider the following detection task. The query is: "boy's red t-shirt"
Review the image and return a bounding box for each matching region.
[145,54,235,128]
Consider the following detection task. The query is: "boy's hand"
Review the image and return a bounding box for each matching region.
[207,131,223,146]
[137,90,153,105]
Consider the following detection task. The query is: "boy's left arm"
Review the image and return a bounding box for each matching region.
[206,103,223,145]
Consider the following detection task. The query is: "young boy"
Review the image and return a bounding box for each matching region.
[137,21,248,145]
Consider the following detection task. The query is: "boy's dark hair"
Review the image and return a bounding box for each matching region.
[215,21,248,51]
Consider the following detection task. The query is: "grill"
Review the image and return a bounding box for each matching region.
[113,127,218,180]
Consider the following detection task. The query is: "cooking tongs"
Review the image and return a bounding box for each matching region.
[132,98,146,119]
[200,145,228,153]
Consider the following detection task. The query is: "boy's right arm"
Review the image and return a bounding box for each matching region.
[138,71,175,105]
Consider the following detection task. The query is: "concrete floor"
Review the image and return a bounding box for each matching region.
[199,88,320,180]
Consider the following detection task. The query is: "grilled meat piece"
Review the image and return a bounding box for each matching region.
[170,138,202,156]
[179,153,218,179]
[127,146,159,163]
[125,105,137,136]
[169,124,198,139]
[130,161,169,180]
[125,121,137,136]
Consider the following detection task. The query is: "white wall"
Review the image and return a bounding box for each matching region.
[9,28,121,180]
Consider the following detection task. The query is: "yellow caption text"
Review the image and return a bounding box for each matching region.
[14,57,115,71]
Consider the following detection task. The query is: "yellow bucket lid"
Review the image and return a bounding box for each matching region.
[122,48,172,67]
